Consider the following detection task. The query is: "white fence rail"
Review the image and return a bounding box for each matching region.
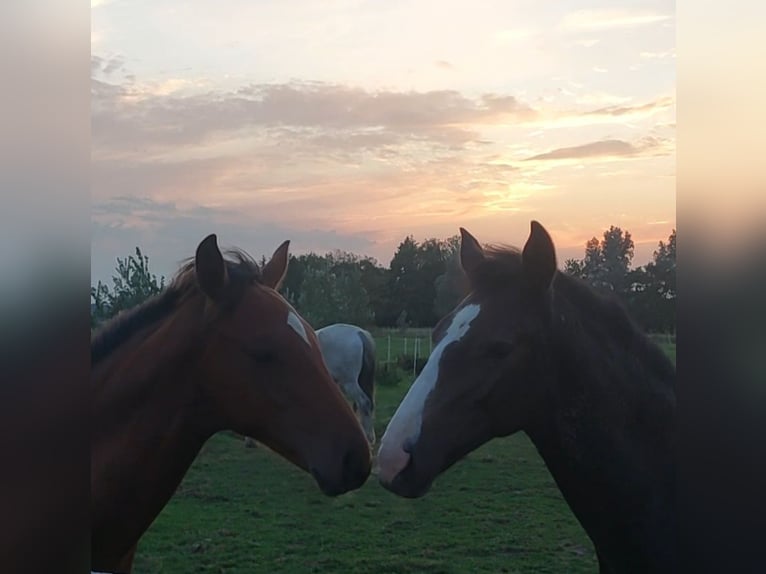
[377,334,433,376]
[374,331,675,376]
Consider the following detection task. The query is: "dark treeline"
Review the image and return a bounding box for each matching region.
[278,235,463,330]
[92,226,676,334]
[564,226,676,334]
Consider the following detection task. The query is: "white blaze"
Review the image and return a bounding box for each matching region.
[287,310,310,346]
[379,303,481,455]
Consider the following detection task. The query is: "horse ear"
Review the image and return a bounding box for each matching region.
[521,221,557,292]
[195,234,228,300]
[261,240,290,290]
[459,227,485,279]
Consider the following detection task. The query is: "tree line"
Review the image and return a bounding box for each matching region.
[91,226,676,334]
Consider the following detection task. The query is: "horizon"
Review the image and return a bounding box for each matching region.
[91,224,675,287]
[91,0,675,285]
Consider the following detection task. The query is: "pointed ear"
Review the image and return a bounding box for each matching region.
[195,234,228,300]
[459,227,485,279]
[521,221,557,292]
[261,240,290,289]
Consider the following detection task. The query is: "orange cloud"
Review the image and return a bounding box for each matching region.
[91,64,675,278]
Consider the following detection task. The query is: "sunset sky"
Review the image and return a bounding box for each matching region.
[91,0,675,285]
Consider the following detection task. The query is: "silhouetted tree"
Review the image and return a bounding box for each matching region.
[567,227,675,333]
[434,236,466,318]
[91,247,165,327]
[90,226,676,334]
[383,235,460,326]
[295,261,373,328]
[384,236,421,326]
[626,229,676,332]
[567,226,634,297]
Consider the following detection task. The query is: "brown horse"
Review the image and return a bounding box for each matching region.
[91,235,371,573]
[377,222,676,573]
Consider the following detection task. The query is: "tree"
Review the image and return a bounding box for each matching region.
[295,266,338,327]
[356,257,389,325]
[382,235,460,327]
[564,258,584,277]
[91,247,165,327]
[567,227,676,333]
[434,236,466,318]
[568,226,634,297]
[600,226,635,295]
[293,256,374,328]
[395,310,410,332]
[629,229,676,332]
[647,229,676,300]
[414,238,450,326]
[382,236,421,326]
[281,252,326,305]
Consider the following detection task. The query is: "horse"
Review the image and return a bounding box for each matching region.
[244,323,377,447]
[377,221,677,574]
[316,323,377,445]
[91,235,371,574]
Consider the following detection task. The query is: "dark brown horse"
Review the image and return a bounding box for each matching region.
[377,221,676,573]
[91,235,371,573]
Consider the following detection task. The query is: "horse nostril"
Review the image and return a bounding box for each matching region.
[402,437,414,454]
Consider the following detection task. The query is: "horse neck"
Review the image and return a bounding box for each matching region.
[525,314,677,572]
[91,300,217,569]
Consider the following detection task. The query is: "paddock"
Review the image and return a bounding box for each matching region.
[132,337,676,573]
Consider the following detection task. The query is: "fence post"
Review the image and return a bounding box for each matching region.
[404,337,407,355]
[387,334,391,365]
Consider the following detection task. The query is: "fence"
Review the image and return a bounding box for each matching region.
[373,331,433,377]
[373,329,676,377]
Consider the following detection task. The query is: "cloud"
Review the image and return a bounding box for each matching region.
[91,60,538,217]
[102,57,125,76]
[561,10,673,31]
[90,58,674,277]
[91,77,537,156]
[91,55,124,76]
[519,95,674,130]
[523,137,670,162]
[434,60,453,70]
[91,155,244,204]
[90,120,529,251]
[91,64,672,226]
[525,139,636,161]
[584,97,674,118]
[91,196,383,283]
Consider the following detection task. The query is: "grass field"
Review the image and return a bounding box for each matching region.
[133,339,676,574]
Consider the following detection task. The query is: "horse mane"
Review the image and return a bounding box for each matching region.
[470,243,675,393]
[91,248,263,365]
[553,271,676,393]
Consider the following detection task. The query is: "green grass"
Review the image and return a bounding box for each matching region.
[133,342,676,573]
